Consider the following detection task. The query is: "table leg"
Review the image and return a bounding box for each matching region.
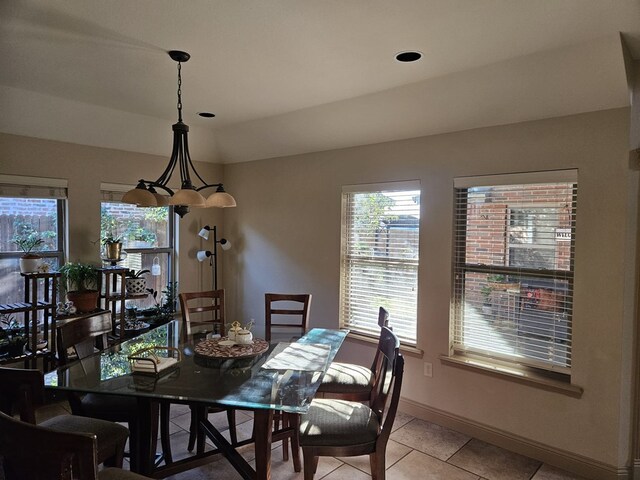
[133,398,159,476]
[254,409,274,480]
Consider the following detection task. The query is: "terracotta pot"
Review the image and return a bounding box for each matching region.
[66,290,99,313]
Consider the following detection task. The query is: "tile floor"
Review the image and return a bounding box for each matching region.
[37,400,587,480]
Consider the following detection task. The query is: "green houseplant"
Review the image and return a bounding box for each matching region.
[59,262,100,313]
[0,314,27,358]
[13,231,45,273]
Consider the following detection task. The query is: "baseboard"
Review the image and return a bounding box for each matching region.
[398,397,630,480]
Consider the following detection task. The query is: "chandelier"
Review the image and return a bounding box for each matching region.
[122,50,236,217]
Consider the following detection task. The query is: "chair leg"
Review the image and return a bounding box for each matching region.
[281,413,289,462]
[370,452,385,480]
[302,449,317,480]
[160,402,172,464]
[226,409,237,445]
[289,413,301,472]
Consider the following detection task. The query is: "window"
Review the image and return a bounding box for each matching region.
[452,170,577,375]
[339,182,420,345]
[0,176,66,305]
[101,187,175,310]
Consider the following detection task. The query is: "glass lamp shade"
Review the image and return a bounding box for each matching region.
[168,188,206,207]
[122,187,158,207]
[220,239,232,251]
[151,192,169,207]
[196,250,211,262]
[205,191,237,208]
[198,227,210,240]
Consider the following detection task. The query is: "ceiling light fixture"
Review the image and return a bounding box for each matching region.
[122,50,236,217]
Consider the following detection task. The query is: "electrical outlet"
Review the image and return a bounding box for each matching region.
[423,362,433,377]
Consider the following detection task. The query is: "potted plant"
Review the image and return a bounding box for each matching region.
[13,231,45,273]
[102,235,123,261]
[125,269,150,295]
[0,314,27,358]
[59,262,100,313]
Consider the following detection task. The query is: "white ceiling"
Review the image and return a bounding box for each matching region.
[0,0,639,164]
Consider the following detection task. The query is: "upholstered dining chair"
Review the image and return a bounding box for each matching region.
[0,366,129,468]
[179,289,237,452]
[316,307,389,401]
[56,316,172,467]
[263,292,312,462]
[264,293,312,342]
[0,410,151,480]
[299,326,403,480]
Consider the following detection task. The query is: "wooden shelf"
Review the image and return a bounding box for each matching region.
[0,271,60,369]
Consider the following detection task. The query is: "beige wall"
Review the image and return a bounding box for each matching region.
[223,108,637,470]
[0,133,225,293]
[1,107,637,472]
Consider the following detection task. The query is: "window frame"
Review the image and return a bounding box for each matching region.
[450,170,577,378]
[100,184,177,310]
[339,180,421,346]
[0,175,68,305]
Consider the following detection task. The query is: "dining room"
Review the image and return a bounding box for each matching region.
[1,2,640,479]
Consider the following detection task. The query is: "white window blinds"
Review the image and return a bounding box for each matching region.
[452,171,577,374]
[0,175,67,199]
[339,182,420,345]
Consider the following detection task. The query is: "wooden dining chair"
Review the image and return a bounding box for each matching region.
[0,410,151,480]
[317,307,389,401]
[179,289,237,451]
[299,326,404,480]
[262,292,312,462]
[0,366,129,469]
[56,316,172,468]
[179,289,226,341]
[264,293,312,342]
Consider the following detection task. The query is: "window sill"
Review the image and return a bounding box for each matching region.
[440,354,583,398]
[346,331,424,358]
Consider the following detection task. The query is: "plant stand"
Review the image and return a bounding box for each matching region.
[0,271,60,370]
[97,266,148,343]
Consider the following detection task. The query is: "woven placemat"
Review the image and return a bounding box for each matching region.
[194,338,269,359]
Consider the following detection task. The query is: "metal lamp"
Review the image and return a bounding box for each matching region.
[121,50,236,217]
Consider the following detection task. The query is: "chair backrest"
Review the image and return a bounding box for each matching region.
[369,326,401,417]
[264,293,312,342]
[0,410,99,480]
[369,327,403,450]
[368,306,391,372]
[0,366,44,424]
[56,313,112,365]
[378,306,389,328]
[179,289,226,341]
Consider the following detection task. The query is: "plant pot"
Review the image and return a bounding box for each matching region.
[66,290,99,313]
[104,242,123,261]
[19,255,42,273]
[125,278,147,295]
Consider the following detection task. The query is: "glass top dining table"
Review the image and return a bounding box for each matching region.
[44,321,348,479]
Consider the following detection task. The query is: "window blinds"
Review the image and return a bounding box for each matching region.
[452,172,577,373]
[0,175,67,199]
[339,183,420,345]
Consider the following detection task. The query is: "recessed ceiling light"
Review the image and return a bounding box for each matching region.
[198,112,216,118]
[395,51,422,63]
